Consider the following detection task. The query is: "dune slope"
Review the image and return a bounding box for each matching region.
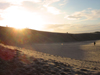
[0,43,100,75]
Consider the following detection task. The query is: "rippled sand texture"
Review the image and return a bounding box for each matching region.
[0,40,100,75]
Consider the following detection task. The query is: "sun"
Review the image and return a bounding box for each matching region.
[13,25,26,30]
[2,6,46,30]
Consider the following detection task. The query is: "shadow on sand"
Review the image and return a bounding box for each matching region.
[17,40,99,61]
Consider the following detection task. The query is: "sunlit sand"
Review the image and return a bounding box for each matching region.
[0,40,100,74]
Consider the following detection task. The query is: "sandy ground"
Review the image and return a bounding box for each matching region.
[22,40,100,61]
[0,40,100,75]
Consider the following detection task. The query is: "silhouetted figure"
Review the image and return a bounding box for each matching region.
[94,42,96,46]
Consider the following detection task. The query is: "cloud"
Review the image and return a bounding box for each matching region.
[43,24,100,33]
[0,0,41,4]
[45,6,60,15]
[65,9,100,20]
[86,10,100,19]
[59,0,68,6]
[43,24,72,33]
[43,0,60,6]
[0,0,59,5]
[44,24,69,29]
[59,3,66,6]
[22,1,61,15]
[22,1,41,11]
[0,2,11,9]
[64,10,86,20]
[64,15,82,20]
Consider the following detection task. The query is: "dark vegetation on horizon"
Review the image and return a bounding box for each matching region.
[0,26,100,46]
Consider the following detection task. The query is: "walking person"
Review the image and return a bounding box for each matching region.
[94,42,96,46]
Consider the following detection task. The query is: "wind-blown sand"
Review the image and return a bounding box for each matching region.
[0,40,100,75]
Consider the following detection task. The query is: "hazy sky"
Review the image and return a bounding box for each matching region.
[0,0,100,33]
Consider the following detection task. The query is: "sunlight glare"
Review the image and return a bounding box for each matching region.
[2,6,46,30]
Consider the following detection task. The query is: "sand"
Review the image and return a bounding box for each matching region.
[0,40,100,75]
[22,40,100,61]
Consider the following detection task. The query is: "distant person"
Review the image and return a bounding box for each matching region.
[94,42,96,46]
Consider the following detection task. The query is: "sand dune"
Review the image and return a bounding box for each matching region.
[21,40,100,62]
[0,40,100,75]
[0,26,100,45]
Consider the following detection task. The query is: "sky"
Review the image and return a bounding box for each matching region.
[0,0,100,33]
